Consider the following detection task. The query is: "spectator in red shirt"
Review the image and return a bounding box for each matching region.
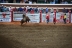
[13,7,17,12]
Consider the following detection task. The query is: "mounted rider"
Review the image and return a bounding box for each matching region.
[22,14,26,21]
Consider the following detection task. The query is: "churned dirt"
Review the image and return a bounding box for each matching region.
[0,22,72,48]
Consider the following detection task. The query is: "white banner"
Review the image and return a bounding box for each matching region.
[13,12,23,21]
[26,13,40,23]
[42,14,46,22]
[0,12,11,22]
[49,13,54,22]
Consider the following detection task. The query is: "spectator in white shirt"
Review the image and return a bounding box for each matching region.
[50,8,54,13]
[9,6,13,11]
[29,0,32,4]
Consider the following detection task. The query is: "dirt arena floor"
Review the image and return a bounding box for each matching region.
[0,22,72,48]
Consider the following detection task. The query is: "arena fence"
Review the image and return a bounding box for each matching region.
[0,11,72,23]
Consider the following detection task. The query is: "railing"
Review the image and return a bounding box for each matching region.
[0,3,72,8]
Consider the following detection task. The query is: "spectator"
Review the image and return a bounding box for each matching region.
[23,0,26,3]
[60,0,68,4]
[35,6,39,13]
[29,6,33,12]
[26,6,30,12]
[45,7,48,13]
[23,6,26,11]
[1,5,4,12]
[62,8,68,13]
[32,8,35,12]
[60,0,64,4]
[71,1,72,4]
[50,0,55,4]
[8,0,13,3]
[16,0,20,3]
[55,0,58,4]
[66,8,69,13]
[9,6,12,11]
[64,1,68,4]
[50,8,54,13]
[29,0,32,4]
[18,7,23,12]
[13,7,17,12]
[33,1,36,4]
[41,8,44,13]
[56,8,59,13]
[0,0,7,3]
[3,6,8,12]
[44,0,48,3]
[25,0,29,3]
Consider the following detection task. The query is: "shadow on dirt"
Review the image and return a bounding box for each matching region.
[0,35,34,48]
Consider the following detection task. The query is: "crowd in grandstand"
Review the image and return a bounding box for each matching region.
[0,0,72,4]
[0,5,72,13]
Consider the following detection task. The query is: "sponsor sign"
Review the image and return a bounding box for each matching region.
[42,14,46,22]
[49,13,54,22]
[13,12,23,21]
[0,12,11,22]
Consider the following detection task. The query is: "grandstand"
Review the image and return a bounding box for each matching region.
[0,2,72,48]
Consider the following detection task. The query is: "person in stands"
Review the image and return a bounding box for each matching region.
[0,5,4,12]
[8,0,13,3]
[29,0,32,4]
[16,0,20,3]
[13,7,17,12]
[18,7,23,12]
[25,0,29,3]
[45,7,48,13]
[3,6,8,12]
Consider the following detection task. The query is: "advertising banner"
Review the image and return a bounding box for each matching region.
[13,12,23,21]
[0,12,11,22]
[42,13,46,22]
[26,13,40,23]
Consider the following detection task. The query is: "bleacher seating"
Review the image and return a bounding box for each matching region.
[0,3,72,13]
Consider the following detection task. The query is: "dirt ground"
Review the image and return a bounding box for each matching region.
[0,22,72,26]
[0,22,72,48]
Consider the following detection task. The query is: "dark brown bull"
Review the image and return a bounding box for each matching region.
[20,14,30,25]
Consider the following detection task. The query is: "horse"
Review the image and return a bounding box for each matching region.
[20,15,30,25]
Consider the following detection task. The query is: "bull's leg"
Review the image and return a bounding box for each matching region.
[25,19,27,23]
[21,19,24,25]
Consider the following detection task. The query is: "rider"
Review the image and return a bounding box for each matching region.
[22,14,26,21]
